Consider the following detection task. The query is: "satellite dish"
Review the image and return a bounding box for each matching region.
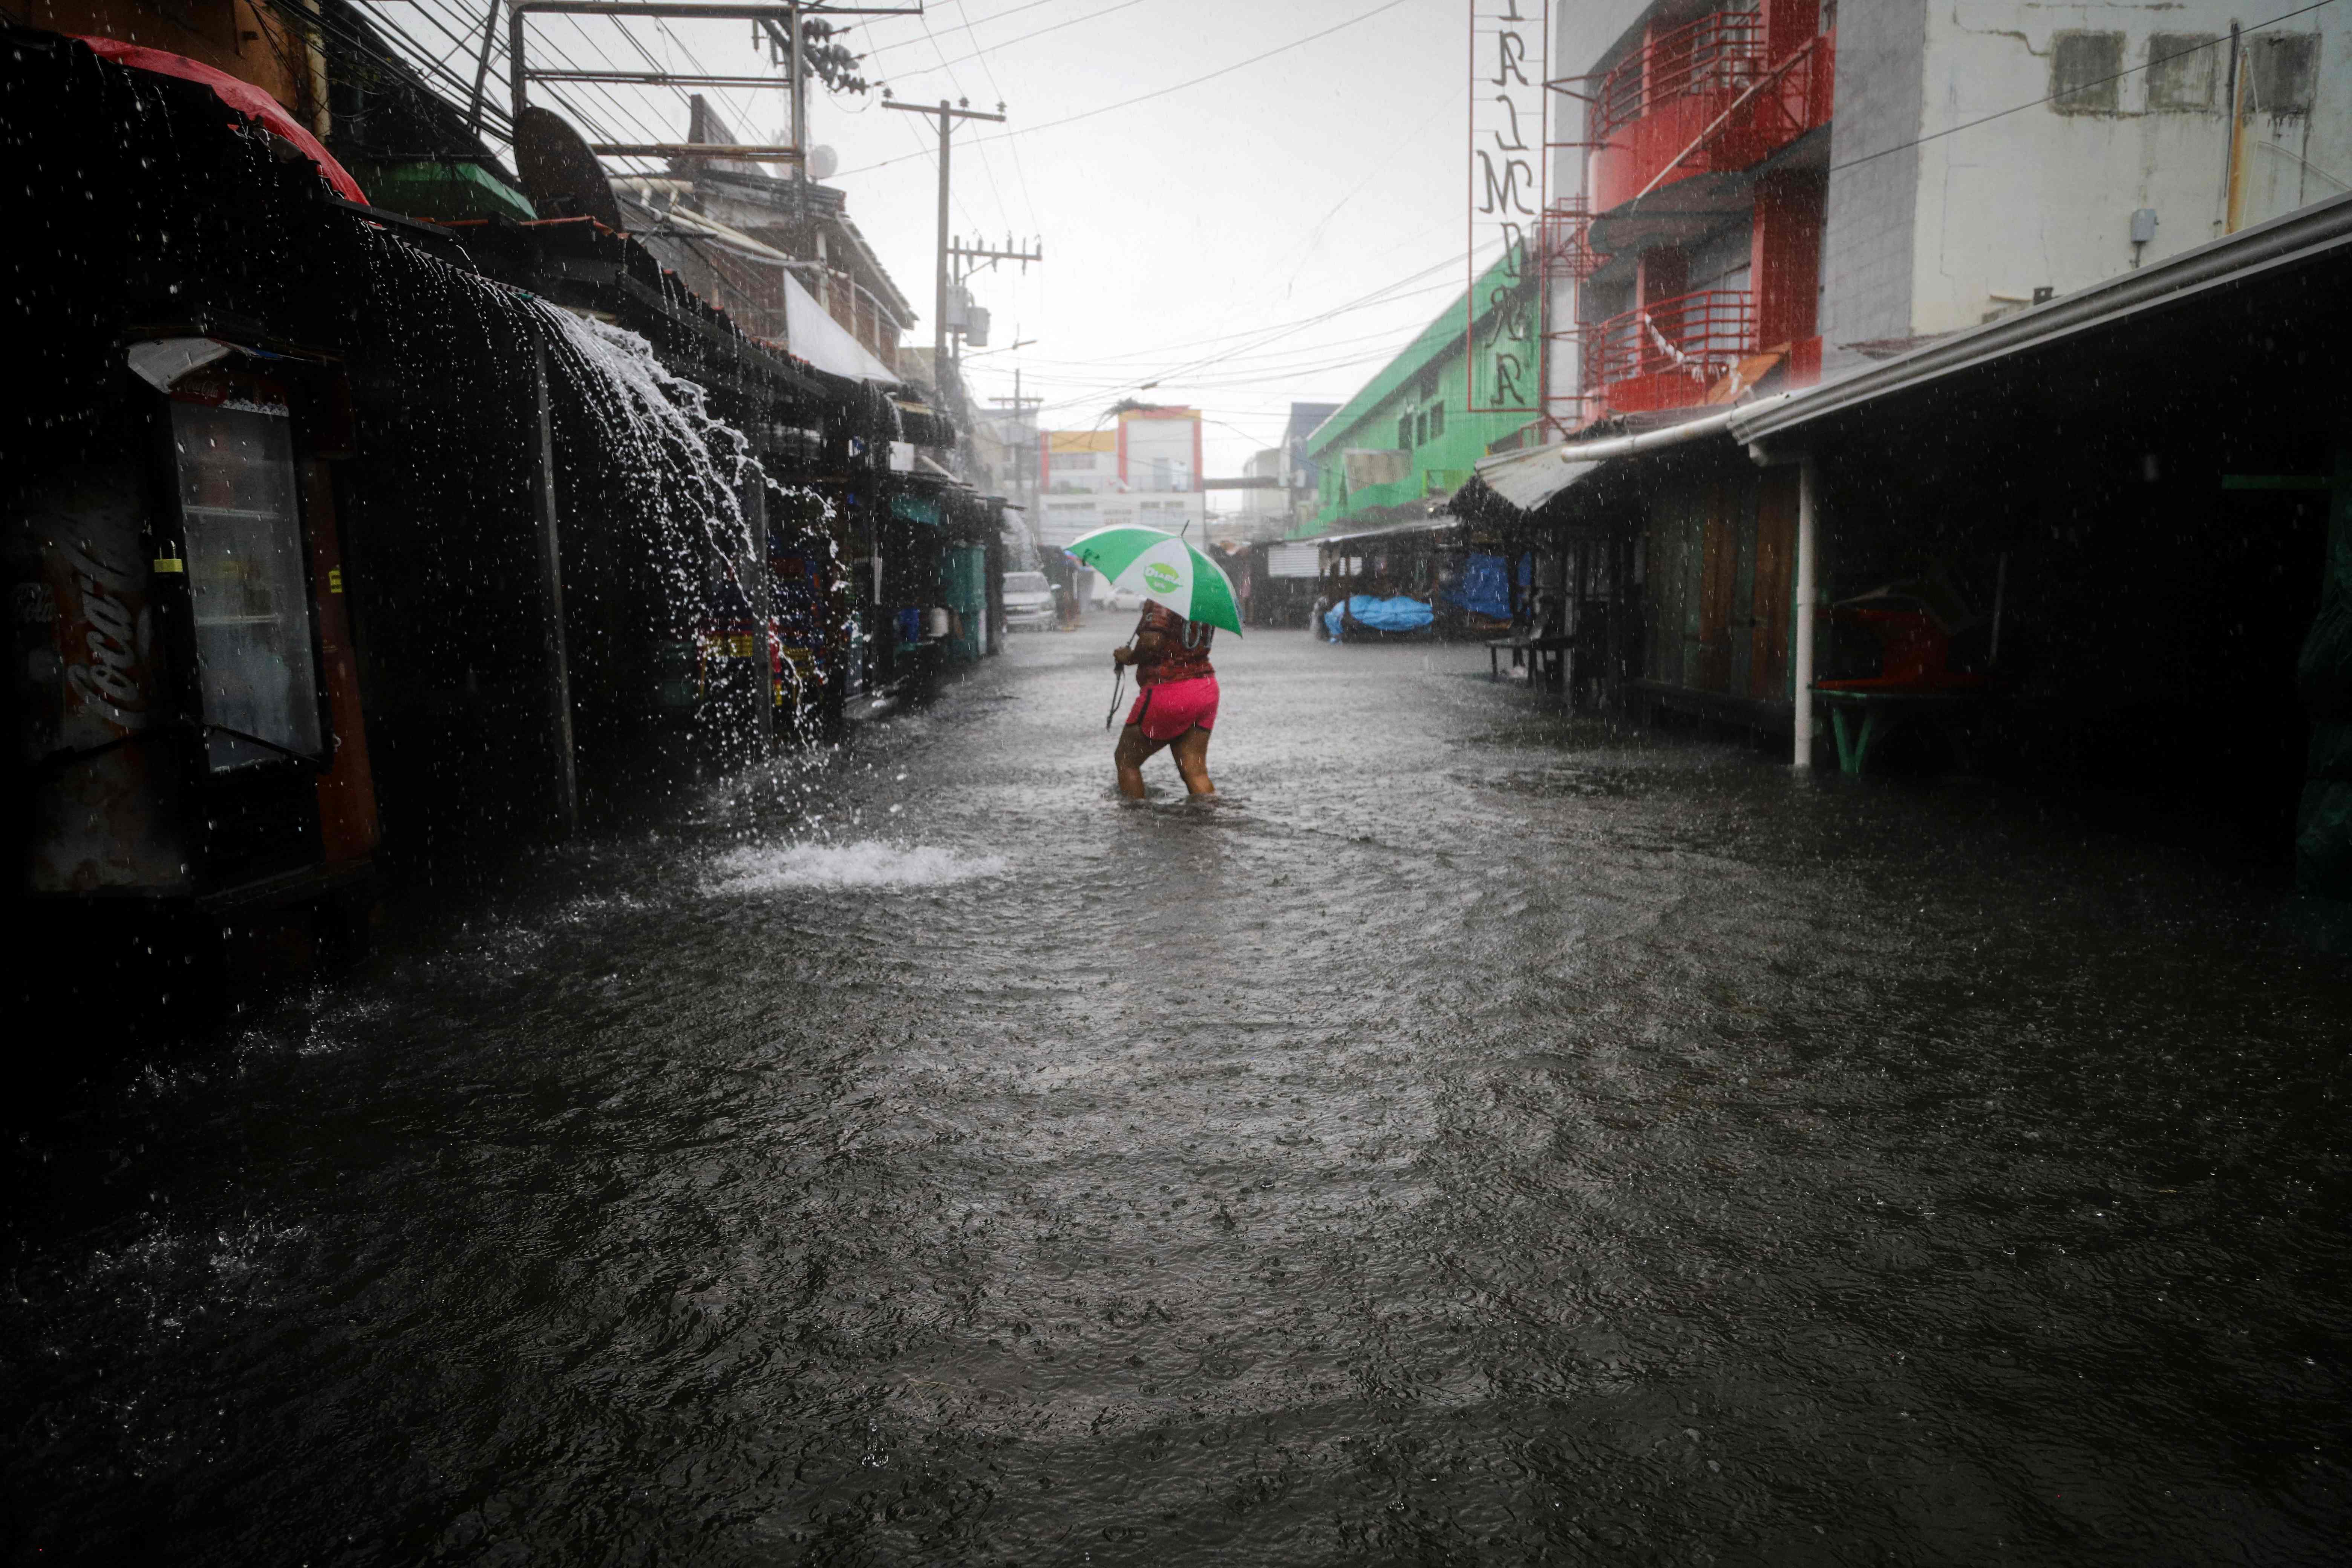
[514,106,624,228]
[808,145,839,180]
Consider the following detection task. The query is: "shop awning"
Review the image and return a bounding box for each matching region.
[1471,444,1610,513]
[890,491,943,526]
[1728,188,2352,445]
[1465,403,1788,518]
[782,270,900,386]
[1313,514,1465,548]
[79,36,367,204]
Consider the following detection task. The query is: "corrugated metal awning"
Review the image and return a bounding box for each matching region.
[1730,188,2352,444]
[1471,444,1610,513]
[1314,514,1464,548]
[782,269,901,386]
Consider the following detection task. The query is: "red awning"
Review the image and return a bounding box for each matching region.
[77,36,369,205]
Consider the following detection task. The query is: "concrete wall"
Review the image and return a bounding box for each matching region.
[1907,3,2352,340]
[1817,0,1932,370]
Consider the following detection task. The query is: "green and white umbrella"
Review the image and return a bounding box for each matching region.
[1064,523,1244,635]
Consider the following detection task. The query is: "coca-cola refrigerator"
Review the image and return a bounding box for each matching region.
[9,334,380,1000]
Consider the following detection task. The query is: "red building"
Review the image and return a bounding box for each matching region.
[1549,0,1834,426]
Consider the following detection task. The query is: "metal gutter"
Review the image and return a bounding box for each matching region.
[1521,398,1791,467]
[1465,395,1796,514]
[1313,514,1465,547]
[1730,188,2352,444]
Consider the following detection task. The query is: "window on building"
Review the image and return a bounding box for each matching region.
[1054,452,1096,471]
[2052,32,2124,115]
[1428,401,1444,439]
[2251,34,2318,114]
[1414,412,1428,447]
[2146,34,2219,111]
[1396,415,1412,451]
[170,398,323,772]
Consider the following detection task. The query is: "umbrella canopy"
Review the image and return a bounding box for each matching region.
[1064,524,1243,635]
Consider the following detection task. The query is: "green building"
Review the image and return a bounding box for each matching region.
[1299,249,1541,537]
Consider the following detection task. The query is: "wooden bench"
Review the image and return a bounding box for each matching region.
[1813,686,1987,774]
[1487,634,1574,683]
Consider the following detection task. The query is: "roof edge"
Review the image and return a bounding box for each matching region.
[1732,189,2352,444]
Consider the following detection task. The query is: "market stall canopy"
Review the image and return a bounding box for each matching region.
[1466,398,1797,518]
[78,37,367,204]
[782,270,900,387]
[1471,443,1609,514]
[1314,515,1464,548]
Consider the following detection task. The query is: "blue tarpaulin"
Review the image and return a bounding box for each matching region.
[1445,553,1511,619]
[1329,594,1434,641]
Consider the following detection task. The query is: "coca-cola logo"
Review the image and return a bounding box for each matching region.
[62,540,150,730]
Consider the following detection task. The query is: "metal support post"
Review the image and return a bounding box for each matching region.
[467,0,502,136]
[1792,452,1819,770]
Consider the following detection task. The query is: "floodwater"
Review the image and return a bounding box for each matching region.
[7,625,2350,1566]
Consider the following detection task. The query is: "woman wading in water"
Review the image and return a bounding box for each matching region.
[1112,600,1217,799]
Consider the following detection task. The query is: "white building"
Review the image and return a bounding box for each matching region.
[1545,0,2351,421]
[1035,407,1208,554]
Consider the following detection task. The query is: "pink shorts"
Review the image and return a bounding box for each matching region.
[1126,675,1219,741]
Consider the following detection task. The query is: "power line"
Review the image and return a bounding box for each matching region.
[858,0,1073,61]
[874,0,1150,80]
[1114,253,1465,393]
[839,0,1416,177]
[912,5,1017,231]
[995,252,1462,374]
[949,0,1045,238]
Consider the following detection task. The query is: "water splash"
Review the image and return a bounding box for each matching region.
[706,841,1008,893]
[534,303,764,603]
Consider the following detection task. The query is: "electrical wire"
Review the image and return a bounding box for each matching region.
[838,0,1416,177]
[912,4,1017,235]
[951,0,1047,261]
[857,0,1074,62]
[874,0,1151,81]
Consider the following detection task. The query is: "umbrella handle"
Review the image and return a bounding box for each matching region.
[1105,654,1129,730]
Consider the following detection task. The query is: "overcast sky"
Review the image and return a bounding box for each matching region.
[414,0,1482,482]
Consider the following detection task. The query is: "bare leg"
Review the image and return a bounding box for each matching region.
[1114,724,1168,799]
[1170,726,1216,796]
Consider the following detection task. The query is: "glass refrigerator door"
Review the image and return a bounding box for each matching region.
[170,398,324,771]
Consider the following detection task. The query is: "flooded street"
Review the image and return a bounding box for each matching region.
[8,624,2351,1566]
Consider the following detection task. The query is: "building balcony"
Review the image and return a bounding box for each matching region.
[1583,289,1756,415]
[1589,6,1834,214]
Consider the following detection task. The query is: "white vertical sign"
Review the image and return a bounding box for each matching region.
[1467,0,1548,414]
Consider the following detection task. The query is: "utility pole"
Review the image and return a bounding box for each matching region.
[945,235,1044,366]
[789,2,805,185]
[882,97,1007,377]
[989,373,1046,542]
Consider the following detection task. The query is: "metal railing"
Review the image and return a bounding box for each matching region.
[1595,9,1773,139]
[1584,289,1757,400]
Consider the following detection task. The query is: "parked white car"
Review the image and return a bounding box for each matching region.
[1001,570,1056,631]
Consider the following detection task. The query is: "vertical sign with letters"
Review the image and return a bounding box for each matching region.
[1466,0,1547,414]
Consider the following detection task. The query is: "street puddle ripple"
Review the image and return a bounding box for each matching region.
[706,839,1009,893]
